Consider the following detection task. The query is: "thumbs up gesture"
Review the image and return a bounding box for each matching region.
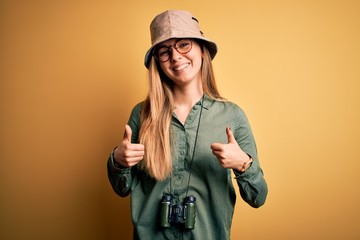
[113,125,145,168]
[210,127,252,172]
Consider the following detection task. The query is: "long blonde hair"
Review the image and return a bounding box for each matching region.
[139,44,222,181]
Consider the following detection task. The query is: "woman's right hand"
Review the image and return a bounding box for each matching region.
[113,125,145,168]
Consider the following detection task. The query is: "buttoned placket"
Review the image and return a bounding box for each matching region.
[170,101,203,198]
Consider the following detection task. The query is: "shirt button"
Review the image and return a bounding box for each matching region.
[175,175,183,185]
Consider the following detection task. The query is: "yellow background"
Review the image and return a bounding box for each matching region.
[1,0,359,239]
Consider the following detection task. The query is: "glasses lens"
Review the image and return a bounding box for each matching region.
[156,47,171,62]
[175,39,192,54]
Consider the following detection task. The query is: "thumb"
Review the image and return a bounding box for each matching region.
[226,127,236,144]
[124,124,132,143]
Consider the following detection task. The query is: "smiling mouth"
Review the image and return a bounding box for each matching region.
[174,63,190,71]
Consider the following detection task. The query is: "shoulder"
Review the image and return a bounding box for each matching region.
[127,102,144,142]
[210,99,247,118]
[129,101,145,117]
[213,100,251,131]
[128,101,144,126]
[130,102,143,115]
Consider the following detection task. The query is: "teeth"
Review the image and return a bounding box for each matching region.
[174,63,189,71]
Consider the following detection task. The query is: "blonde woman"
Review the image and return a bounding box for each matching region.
[108,10,268,240]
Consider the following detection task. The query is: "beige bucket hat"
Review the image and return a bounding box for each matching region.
[144,10,218,68]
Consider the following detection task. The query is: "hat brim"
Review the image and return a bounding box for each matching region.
[144,37,217,69]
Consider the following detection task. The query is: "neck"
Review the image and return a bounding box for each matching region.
[173,78,204,108]
[173,87,203,108]
[172,88,203,124]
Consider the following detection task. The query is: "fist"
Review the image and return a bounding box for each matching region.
[210,127,251,172]
[113,125,145,168]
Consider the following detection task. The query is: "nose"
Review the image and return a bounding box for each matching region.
[170,47,182,61]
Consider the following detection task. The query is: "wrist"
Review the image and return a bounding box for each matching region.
[111,147,126,169]
[238,157,253,173]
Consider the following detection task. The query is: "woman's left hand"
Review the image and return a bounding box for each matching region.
[210,127,252,172]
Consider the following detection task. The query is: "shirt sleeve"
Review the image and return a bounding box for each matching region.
[107,103,143,197]
[107,149,133,197]
[231,104,268,208]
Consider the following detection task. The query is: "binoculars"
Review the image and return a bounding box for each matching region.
[159,195,196,230]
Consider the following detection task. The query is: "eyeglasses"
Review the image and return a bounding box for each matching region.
[154,39,193,62]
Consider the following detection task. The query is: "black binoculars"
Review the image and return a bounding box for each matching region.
[159,195,196,230]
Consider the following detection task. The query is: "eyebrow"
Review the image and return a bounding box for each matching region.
[157,43,171,48]
[157,39,180,48]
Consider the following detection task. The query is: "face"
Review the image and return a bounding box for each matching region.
[155,38,203,87]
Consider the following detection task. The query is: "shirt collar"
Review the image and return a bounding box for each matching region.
[196,93,214,110]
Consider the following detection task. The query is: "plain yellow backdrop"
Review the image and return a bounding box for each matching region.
[1,0,359,239]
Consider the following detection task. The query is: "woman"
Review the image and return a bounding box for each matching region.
[107,9,268,240]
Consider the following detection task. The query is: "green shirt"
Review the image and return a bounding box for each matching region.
[107,95,268,240]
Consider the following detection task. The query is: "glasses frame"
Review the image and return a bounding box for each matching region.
[153,39,193,63]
